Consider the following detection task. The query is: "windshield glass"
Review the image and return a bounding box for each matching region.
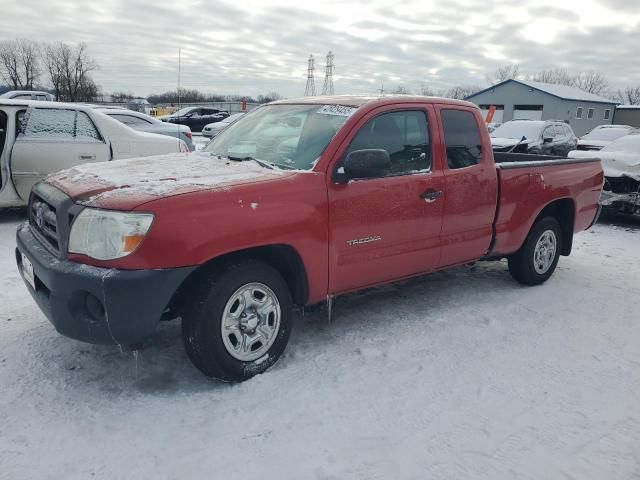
[582,127,630,141]
[205,104,354,170]
[491,122,543,140]
[601,134,640,153]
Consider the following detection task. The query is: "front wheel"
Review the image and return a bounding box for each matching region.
[508,217,562,285]
[181,261,293,382]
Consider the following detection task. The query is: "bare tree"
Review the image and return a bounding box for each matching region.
[530,69,610,96]
[617,86,640,105]
[0,39,41,90]
[572,71,609,96]
[487,64,520,84]
[530,68,573,86]
[42,42,65,100]
[443,85,481,100]
[43,42,98,102]
[257,92,282,103]
[392,85,411,95]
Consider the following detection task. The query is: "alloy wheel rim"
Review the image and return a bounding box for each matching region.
[533,230,557,274]
[221,282,281,362]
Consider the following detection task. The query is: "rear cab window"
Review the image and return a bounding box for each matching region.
[441,109,482,169]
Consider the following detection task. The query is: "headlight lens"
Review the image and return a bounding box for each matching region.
[69,209,154,260]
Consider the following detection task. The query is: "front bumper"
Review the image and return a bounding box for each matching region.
[16,223,195,346]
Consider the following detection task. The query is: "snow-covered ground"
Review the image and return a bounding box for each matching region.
[1,210,639,480]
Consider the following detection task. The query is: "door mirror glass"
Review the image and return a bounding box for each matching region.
[336,149,391,182]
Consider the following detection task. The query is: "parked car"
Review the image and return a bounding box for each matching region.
[16,96,602,382]
[0,90,55,101]
[491,120,577,156]
[159,106,230,132]
[486,122,501,133]
[0,99,189,207]
[95,107,195,151]
[202,112,246,138]
[576,124,635,151]
[569,133,640,215]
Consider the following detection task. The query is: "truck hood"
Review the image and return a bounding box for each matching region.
[46,152,293,209]
[569,149,640,181]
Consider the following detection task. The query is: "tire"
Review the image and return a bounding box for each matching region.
[181,260,293,382]
[508,216,562,286]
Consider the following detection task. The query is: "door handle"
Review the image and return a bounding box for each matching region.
[79,154,96,160]
[420,189,443,202]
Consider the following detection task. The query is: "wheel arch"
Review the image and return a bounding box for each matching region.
[534,197,575,256]
[167,244,310,317]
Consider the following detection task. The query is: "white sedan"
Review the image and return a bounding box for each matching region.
[569,134,640,214]
[576,124,635,151]
[0,99,189,207]
[202,112,246,138]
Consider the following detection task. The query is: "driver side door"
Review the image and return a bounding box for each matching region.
[327,106,445,294]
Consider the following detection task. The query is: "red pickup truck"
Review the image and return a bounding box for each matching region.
[16,96,603,381]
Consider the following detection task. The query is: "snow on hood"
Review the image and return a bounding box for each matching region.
[568,149,640,181]
[490,137,532,148]
[46,152,291,208]
[577,139,609,148]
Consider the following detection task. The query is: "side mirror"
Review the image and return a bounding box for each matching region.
[543,137,553,143]
[334,149,391,183]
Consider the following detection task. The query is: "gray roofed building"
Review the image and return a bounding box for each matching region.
[613,105,640,128]
[465,79,618,136]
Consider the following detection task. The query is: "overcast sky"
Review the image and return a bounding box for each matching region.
[2,0,639,97]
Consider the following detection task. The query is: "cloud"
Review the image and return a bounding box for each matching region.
[1,0,639,97]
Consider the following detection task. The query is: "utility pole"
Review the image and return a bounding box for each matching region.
[321,51,334,95]
[304,54,316,96]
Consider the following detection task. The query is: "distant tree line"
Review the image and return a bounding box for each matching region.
[146,89,283,105]
[0,38,99,102]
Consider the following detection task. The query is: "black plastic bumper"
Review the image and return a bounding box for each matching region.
[16,223,195,346]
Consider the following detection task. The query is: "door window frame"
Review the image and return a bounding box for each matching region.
[331,106,436,181]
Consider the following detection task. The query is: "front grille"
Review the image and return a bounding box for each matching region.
[29,194,60,253]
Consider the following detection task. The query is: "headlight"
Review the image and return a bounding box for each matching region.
[69,209,154,260]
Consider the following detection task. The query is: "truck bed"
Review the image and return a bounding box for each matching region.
[490,153,603,256]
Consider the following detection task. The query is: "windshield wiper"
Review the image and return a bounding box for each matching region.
[227,155,275,170]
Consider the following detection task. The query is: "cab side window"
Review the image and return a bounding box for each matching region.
[441,110,482,169]
[345,110,430,175]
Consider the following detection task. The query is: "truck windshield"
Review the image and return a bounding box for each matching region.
[205,104,354,170]
[491,122,543,140]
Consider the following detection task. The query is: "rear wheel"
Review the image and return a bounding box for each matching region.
[181,261,293,382]
[508,217,562,285]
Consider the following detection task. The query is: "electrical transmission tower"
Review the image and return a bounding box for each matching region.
[321,51,334,95]
[304,54,316,96]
